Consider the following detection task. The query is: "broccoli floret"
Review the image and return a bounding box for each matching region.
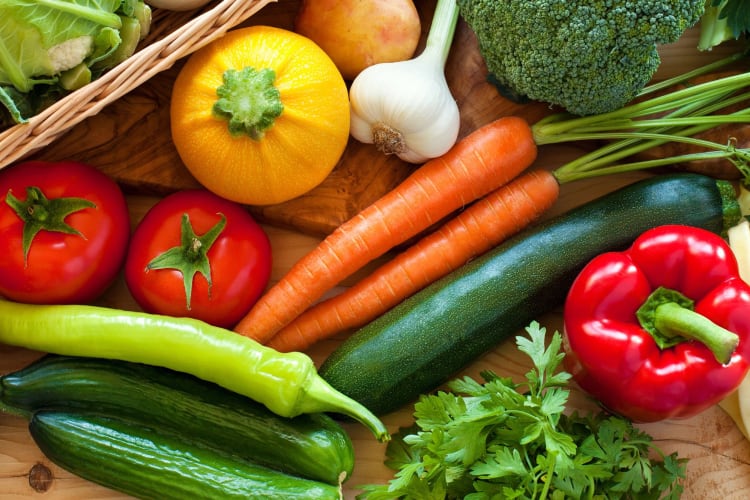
[457,0,706,116]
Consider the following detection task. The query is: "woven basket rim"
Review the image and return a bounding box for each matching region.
[0,0,277,171]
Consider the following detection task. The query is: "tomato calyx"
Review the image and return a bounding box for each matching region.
[5,186,95,267]
[145,213,226,310]
[212,66,284,140]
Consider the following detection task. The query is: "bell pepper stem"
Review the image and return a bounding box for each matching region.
[654,301,739,365]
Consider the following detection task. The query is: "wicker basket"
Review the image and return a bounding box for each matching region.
[0,0,276,170]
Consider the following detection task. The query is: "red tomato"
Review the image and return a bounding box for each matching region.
[125,189,272,328]
[0,160,130,304]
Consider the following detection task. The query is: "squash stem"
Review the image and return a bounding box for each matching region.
[212,67,284,140]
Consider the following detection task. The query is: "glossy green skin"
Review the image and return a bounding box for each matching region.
[0,300,389,442]
[0,301,317,416]
[29,410,343,500]
[319,174,741,416]
[1,355,354,485]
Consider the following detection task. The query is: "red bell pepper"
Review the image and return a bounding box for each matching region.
[562,224,750,422]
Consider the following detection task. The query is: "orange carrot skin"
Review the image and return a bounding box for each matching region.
[234,116,538,344]
[267,169,560,352]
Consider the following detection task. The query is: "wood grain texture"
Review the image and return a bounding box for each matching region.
[3,0,750,498]
[26,0,553,236]
[3,176,750,499]
[25,0,741,236]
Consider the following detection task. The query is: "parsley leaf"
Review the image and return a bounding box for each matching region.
[357,321,688,499]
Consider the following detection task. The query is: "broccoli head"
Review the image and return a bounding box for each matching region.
[457,0,706,116]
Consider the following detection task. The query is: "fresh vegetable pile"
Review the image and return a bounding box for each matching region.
[239,55,750,349]
[317,173,742,416]
[5,1,750,498]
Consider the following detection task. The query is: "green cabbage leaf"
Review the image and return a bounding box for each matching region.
[0,0,151,127]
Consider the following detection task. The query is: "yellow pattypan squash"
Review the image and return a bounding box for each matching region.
[170,25,350,206]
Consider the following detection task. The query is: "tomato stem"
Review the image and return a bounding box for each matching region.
[5,186,95,267]
[145,213,226,311]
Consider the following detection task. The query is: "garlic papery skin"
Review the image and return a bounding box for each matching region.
[348,0,460,164]
[349,53,460,164]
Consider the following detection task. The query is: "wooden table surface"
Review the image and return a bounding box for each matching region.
[2,1,750,498]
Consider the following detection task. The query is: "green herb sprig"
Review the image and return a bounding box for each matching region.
[358,321,687,500]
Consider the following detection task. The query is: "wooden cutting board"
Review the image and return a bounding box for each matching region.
[3,1,750,499]
[21,0,570,236]
[24,1,743,236]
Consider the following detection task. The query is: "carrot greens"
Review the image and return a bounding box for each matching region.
[533,52,750,184]
[358,322,687,500]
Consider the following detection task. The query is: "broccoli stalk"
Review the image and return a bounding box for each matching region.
[698,0,750,51]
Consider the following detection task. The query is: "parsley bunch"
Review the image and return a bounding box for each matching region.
[359,322,687,499]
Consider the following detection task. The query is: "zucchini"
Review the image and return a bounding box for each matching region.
[29,410,342,500]
[1,355,353,485]
[319,173,741,415]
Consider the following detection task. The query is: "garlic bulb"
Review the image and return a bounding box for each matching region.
[348,0,460,164]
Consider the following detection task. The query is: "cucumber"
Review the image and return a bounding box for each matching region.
[319,173,741,415]
[29,410,342,500]
[1,355,353,485]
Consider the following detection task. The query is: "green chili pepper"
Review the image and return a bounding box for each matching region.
[0,300,389,442]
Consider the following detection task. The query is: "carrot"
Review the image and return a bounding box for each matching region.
[267,169,560,352]
[233,116,538,343]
